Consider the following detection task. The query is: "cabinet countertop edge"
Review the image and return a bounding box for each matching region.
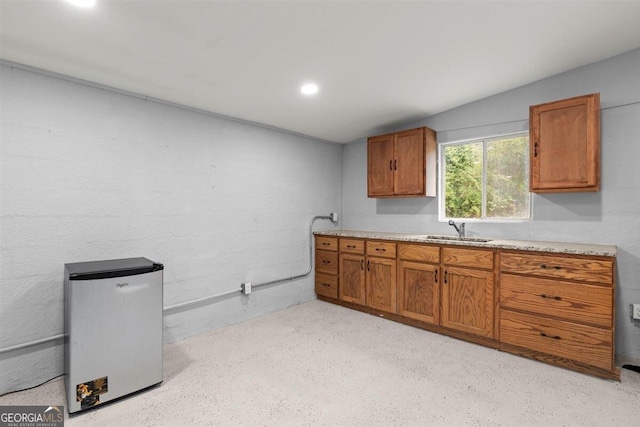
[314,230,617,258]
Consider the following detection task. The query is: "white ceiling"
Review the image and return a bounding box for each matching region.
[1,1,639,143]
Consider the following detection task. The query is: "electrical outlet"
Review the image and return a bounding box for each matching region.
[633,304,640,320]
[241,282,251,295]
[330,212,338,222]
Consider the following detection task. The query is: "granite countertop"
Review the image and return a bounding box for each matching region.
[314,229,617,257]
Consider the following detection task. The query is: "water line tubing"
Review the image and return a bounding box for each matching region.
[162,214,333,311]
[0,214,336,355]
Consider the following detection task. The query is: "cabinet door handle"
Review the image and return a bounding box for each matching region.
[367,260,370,271]
[389,160,393,171]
[540,294,562,301]
[534,142,538,157]
[394,159,397,170]
[540,332,561,340]
[444,270,447,284]
[375,248,386,252]
[360,260,364,270]
[434,269,438,283]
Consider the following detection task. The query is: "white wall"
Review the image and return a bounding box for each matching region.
[0,64,343,394]
[342,48,640,365]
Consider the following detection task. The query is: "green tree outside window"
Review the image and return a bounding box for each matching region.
[442,134,530,220]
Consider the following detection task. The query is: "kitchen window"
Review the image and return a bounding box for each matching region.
[439,133,531,221]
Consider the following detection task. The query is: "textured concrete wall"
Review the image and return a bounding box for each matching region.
[0,64,343,394]
[342,48,640,364]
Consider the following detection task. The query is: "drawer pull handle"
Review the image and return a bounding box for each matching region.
[321,283,331,288]
[540,332,562,340]
[322,242,330,246]
[322,260,330,264]
[375,248,386,252]
[540,264,562,270]
[540,294,562,301]
[347,245,356,248]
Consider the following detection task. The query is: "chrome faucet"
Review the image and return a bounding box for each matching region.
[448,220,465,238]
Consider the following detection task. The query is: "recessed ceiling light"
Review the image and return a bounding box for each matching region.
[301,83,319,96]
[65,0,96,8]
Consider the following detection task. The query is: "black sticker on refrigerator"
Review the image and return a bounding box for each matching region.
[77,376,108,409]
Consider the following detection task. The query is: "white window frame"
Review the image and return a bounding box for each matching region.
[438,131,532,223]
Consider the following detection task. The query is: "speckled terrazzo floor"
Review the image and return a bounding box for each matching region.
[2,299,639,426]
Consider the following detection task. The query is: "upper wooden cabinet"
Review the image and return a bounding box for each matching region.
[529,93,600,193]
[367,127,436,198]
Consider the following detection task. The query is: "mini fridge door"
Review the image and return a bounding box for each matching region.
[65,258,163,413]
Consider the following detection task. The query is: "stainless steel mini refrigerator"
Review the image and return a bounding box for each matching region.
[64,257,163,414]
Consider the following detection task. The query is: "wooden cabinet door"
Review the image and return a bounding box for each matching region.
[530,93,600,193]
[441,266,494,337]
[395,128,425,195]
[367,134,395,197]
[397,260,439,324]
[366,257,396,313]
[339,253,365,305]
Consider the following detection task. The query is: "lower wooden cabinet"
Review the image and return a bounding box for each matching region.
[315,250,338,275]
[440,247,495,338]
[397,260,439,324]
[315,234,617,380]
[499,250,616,377]
[366,257,396,313]
[440,266,494,338]
[364,241,397,313]
[339,253,365,305]
[315,273,338,299]
[500,274,612,328]
[500,310,613,371]
[314,237,339,300]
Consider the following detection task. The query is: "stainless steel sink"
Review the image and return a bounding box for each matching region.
[423,235,493,243]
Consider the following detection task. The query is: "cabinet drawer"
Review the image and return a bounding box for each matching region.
[316,250,338,274]
[339,238,365,254]
[500,274,613,328]
[442,247,493,270]
[315,273,338,299]
[366,241,396,258]
[316,236,338,251]
[500,310,613,371]
[500,253,613,284]
[398,244,440,263]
